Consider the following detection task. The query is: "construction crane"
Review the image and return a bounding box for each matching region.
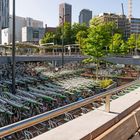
[121,3,125,16]
[128,0,132,19]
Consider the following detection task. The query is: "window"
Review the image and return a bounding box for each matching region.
[33,30,39,39]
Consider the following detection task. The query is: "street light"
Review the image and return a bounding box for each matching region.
[12,0,16,94]
[59,8,69,68]
[59,15,64,68]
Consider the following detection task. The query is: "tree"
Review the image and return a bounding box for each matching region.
[63,22,73,45]
[41,23,88,46]
[76,30,87,47]
[55,26,62,45]
[90,18,123,36]
[109,33,128,55]
[82,23,112,79]
[55,22,74,45]
[127,34,137,55]
[72,23,88,44]
[41,32,55,44]
[127,34,140,55]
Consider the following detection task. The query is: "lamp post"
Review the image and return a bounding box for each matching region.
[60,15,64,68]
[12,0,16,94]
[59,8,69,68]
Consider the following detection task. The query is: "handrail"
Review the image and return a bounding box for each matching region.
[0,80,140,138]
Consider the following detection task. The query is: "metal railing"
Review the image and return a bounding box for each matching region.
[0,80,140,138]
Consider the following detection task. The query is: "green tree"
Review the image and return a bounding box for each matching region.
[127,34,140,55]
[72,23,88,44]
[63,22,73,45]
[55,26,62,45]
[137,35,140,50]
[76,30,87,47]
[41,32,55,44]
[109,33,128,55]
[82,23,112,79]
[90,18,123,37]
[41,23,88,46]
[127,34,136,55]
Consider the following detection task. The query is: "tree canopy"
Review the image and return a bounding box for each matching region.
[41,23,88,46]
[127,34,140,54]
[40,17,140,57]
[109,33,128,55]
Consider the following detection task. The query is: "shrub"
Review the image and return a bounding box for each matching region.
[99,79,113,89]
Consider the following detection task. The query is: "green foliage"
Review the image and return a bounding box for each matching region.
[76,30,88,47]
[71,23,88,44]
[99,79,113,89]
[127,34,140,54]
[63,22,73,45]
[90,18,123,36]
[81,23,112,58]
[109,33,128,55]
[127,34,136,53]
[90,17,102,27]
[137,35,140,49]
[82,58,94,64]
[55,26,62,45]
[41,23,88,46]
[41,32,55,44]
[81,22,115,79]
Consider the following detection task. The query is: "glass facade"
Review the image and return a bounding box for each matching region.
[0,0,9,29]
[79,9,92,26]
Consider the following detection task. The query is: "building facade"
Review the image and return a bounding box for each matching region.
[79,9,92,26]
[59,3,72,25]
[0,0,9,29]
[45,24,56,33]
[2,16,43,45]
[95,13,129,39]
[0,0,9,43]
[26,17,43,28]
[129,18,140,35]
[22,27,45,43]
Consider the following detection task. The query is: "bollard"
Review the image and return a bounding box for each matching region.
[105,95,111,113]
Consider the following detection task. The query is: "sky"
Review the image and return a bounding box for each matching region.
[10,0,140,27]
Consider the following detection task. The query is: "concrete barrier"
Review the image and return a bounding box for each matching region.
[94,114,137,140]
[134,108,140,128]
[94,107,140,140]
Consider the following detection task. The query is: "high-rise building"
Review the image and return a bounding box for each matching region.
[59,3,72,25]
[0,0,9,29]
[0,0,9,43]
[2,16,44,45]
[79,9,92,26]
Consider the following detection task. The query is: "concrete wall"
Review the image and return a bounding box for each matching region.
[0,55,86,65]
[95,108,140,140]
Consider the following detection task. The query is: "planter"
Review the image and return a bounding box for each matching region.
[104,82,117,90]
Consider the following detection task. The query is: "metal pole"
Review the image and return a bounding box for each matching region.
[12,0,16,94]
[135,24,138,56]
